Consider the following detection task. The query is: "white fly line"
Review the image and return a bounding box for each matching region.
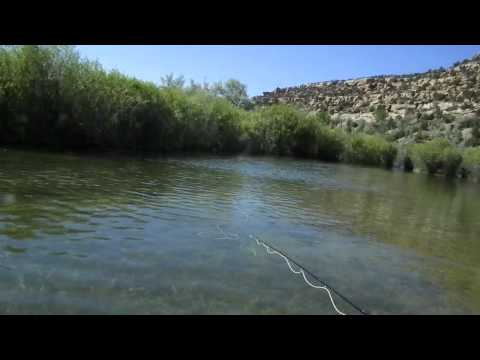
[195,210,366,315]
[249,234,348,315]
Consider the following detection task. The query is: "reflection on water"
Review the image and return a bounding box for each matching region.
[0,150,479,314]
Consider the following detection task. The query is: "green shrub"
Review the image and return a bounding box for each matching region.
[290,113,321,157]
[410,139,463,177]
[403,152,414,172]
[374,105,387,122]
[243,104,302,155]
[292,113,346,161]
[420,112,434,121]
[461,147,480,181]
[240,111,266,154]
[468,120,480,147]
[315,127,346,161]
[0,45,251,154]
[160,87,244,153]
[442,147,464,177]
[241,107,346,161]
[342,134,397,168]
[314,111,331,126]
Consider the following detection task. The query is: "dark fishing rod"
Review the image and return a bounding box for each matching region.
[254,236,370,315]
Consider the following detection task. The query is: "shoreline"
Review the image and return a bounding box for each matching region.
[2,145,479,184]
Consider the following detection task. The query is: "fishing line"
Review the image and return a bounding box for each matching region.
[250,235,369,315]
[196,210,368,314]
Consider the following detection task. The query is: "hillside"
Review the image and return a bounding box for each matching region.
[253,54,480,147]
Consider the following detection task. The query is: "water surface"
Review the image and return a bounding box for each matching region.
[0,149,479,314]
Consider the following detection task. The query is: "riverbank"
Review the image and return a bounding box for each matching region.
[1,46,479,182]
[3,141,479,186]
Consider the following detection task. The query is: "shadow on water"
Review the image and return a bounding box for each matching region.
[0,150,479,314]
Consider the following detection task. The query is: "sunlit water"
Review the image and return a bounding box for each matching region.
[0,149,479,314]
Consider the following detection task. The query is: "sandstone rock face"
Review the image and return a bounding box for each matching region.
[253,54,480,146]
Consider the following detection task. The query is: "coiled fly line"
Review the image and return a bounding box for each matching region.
[250,235,369,316]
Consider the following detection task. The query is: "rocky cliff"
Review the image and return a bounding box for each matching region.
[253,54,480,147]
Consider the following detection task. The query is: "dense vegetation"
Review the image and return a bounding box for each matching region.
[409,139,463,177]
[460,147,480,181]
[1,45,479,180]
[342,134,397,168]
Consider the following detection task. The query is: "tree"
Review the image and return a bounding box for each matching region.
[160,73,185,89]
[212,79,253,110]
[185,79,212,95]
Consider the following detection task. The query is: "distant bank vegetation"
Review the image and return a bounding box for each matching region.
[0,45,479,180]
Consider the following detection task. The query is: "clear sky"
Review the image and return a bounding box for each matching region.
[76,45,480,97]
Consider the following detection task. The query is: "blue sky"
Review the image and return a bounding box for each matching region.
[76,45,480,97]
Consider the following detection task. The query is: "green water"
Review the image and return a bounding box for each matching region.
[0,149,479,314]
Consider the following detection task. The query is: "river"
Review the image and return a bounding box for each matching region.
[0,149,479,314]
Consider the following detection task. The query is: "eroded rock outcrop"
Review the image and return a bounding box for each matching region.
[253,54,480,146]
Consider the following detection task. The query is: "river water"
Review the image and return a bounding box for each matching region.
[0,149,479,314]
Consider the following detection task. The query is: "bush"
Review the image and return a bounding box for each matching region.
[468,120,480,147]
[240,111,266,154]
[292,113,346,161]
[374,105,387,122]
[403,153,414,172]
[410,139,463,177]
[160,87,245,153]
[290,113,321,157]
[241,107,346,161]
[243,104,301,156]
[0,45,251,154]
[315,127,347,162]
[461,147,480,181]
[0,45,177,151]
[342,134,397,168]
